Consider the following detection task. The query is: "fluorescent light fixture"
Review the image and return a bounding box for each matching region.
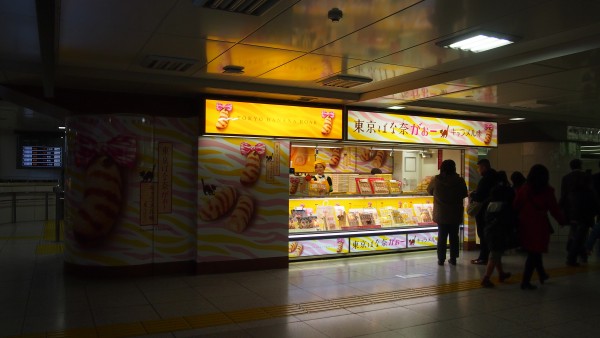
[58,126,66,130]
[388,106,405,110]
[509,117,525,121]
[437,31,518,53]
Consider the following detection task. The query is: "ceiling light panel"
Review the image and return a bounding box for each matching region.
[437,31,518,53]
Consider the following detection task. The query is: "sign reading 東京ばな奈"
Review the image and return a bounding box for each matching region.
[347,110,497,147]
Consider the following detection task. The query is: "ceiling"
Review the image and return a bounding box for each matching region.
[1,0,600,132]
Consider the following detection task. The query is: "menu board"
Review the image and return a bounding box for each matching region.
[21,146,62,168]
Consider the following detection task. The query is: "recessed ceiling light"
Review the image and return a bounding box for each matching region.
[509,117,526,121]
[388,106,405,110]
[437,31,518,53]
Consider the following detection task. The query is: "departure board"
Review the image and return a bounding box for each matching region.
[21,146,62,168]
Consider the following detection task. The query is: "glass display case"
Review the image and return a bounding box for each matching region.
[288,144,465,260]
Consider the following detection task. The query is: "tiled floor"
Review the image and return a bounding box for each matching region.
[1,221,600,337]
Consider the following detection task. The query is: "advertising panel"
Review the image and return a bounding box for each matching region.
[348,110,497,147]
[407,231,438,248]
[204,99,343,139]
[289,238,349,258]
[349,235,407,252]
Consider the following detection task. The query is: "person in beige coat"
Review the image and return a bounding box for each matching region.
[427,160,469,266]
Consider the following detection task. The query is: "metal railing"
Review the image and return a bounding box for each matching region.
[0,188,64,241]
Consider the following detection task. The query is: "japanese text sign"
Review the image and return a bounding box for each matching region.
[204,99,343,139]
[347,111,497,147]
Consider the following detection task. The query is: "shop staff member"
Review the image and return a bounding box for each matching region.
[313,161,333,193]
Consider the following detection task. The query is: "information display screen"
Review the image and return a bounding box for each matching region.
[21,146,62,168]
[16,132,64,169]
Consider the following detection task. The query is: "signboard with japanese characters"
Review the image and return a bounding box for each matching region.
[204,99,343,140]
[347,110,497,147]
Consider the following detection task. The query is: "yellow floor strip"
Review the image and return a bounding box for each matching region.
[142,317,191,333]
[35,242,64,255]
[96,322,146,338]
[298,300,340,312]
[226,308,273,323]
[46,327,97,338]
[43,220,63,241]
[185,312,233,328]
[7,264,599,338]
[263,304,307,317]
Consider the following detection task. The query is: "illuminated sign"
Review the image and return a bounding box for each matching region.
[348,111,497,147]
[289,238,348,258]
[205,99,343,139]
[407,232,438,248]
[349,235,407,252]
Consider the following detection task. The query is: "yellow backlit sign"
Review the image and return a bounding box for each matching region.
[204,99,343,139]
[348,110,497,147]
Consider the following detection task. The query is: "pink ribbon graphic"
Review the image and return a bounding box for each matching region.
[217,102,233,112]
[322,111,335,118]
[240,142,266,156]
[75,134,137,168]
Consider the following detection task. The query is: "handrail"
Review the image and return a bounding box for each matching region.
[0,190,59,225]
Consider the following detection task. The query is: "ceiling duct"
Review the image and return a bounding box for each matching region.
[192,0,280,16]
[141,55,197,72]
[317,74,373,88]
[509,99,554,109]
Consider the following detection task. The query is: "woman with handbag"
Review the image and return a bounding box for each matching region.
[513,164,566,290]
[480,171,515,287]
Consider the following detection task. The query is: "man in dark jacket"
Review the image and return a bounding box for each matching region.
[560,159,597,266]
[427,159,468,266]
[470,158,498,265]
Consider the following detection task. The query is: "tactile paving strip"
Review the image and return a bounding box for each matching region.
[7,264,598,338]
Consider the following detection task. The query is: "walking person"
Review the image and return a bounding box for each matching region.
[427,159,468,266]
[510,171,526,192]
[586,160,600,258]
[559,159,594,265]
[470,158,499,265]
[513,164,566,290]
[480,171,515,287]
[564,172,598,265]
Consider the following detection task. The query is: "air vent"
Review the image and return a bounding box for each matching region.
[192,0,280,16]
[222,65,245,74]
[318,74,373,88]
[141,55,197,72]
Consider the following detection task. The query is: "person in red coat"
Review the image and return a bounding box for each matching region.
[513,164,566,290]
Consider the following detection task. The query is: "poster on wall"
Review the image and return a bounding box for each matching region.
[64,116,197,267]
[197,137,290,263]
[204,99,343,140]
